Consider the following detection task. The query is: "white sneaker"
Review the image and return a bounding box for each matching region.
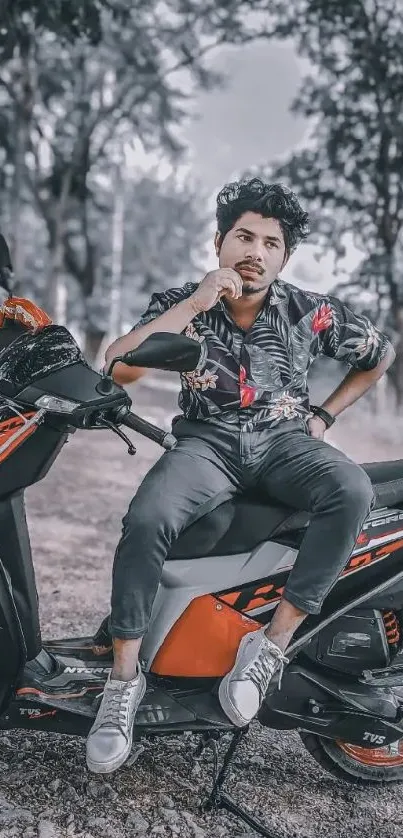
[218,629,288,727]
[86,667,146,774]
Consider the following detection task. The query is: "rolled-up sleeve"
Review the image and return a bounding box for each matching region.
[132,292,170,330]
[131,285,192,331]
[321,295,392,371]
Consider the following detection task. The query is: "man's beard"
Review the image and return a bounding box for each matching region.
[241,281,264,296]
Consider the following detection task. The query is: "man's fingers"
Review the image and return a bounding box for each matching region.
[227,269,243,297]
[233,276,243,297]
[219,277,241,299]
[228,278,240,298]
[228,276,243,298]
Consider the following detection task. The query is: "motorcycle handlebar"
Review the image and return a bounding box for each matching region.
[120,410,177,451]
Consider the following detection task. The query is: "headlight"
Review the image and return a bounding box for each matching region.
[34,395,79,413]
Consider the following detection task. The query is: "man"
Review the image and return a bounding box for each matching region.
[86,178,395,774]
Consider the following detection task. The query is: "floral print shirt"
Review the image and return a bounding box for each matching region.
[133,279,391,431]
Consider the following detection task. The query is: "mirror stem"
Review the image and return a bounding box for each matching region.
[95,355,125,394]
[105,355,124,378]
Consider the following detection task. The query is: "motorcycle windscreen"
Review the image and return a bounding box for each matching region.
[0,558,27,714]
[0,324,86,398]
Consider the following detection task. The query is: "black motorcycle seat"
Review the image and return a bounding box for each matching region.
[167,460,403,560]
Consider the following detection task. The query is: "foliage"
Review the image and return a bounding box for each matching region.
[248,0,403,395]
[0,0,272,356]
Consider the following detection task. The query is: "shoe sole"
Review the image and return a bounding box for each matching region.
[218,673,250,728]
[218,634,256,728]
[219,631,283,727]
[86,676,147,774]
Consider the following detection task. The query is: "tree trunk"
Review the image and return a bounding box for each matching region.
[106,160,125,344]
[45,170,72,321]
[54,271,68,325]
[10,109,27,288]
[9,41,34,292]
[84,325,106,366]
[47,237,65,322]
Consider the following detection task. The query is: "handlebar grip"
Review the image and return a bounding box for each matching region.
[121,411,177,450]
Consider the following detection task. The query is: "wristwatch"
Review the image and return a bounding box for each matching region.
[310,405,336,429]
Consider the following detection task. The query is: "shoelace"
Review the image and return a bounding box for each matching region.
[247,644,289,696]
[97,686,131,731]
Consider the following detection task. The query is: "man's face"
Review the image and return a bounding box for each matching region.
[215,211,288,296]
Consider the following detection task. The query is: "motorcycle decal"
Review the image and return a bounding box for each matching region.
[216,537,403,615]
[63,666,112,675]
[19,707,57,720]
[363,732,386,745]
[0,411,39,463]
[218,578,288,612]
[363,511,403,530]
[367,529,403,550]
[375,538,403,557]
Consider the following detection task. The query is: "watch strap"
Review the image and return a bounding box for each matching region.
[310,405,335,428]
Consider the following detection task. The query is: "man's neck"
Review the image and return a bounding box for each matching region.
[224,285,272,329]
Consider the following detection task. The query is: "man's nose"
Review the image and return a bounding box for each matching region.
[244,245,264,263]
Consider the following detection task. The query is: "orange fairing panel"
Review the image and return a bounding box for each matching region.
[0,298,52,331]
[151,594,261,677]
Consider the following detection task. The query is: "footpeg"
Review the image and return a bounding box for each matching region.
[362,668,403,687]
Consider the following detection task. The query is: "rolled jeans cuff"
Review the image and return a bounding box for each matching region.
[282,588,322,615]
[109,620,147,641]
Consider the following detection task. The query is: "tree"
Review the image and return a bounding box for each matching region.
[79,171,211,361]
[0,0,113,56]
[0,0,272,348]
[250,0,403,399]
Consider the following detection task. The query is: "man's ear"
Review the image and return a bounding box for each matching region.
[214,231,222,257]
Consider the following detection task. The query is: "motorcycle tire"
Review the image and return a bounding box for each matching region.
[300,731,403,783]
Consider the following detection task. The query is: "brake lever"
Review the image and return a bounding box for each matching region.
[98,418,136,455]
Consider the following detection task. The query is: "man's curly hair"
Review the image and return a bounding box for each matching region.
[216,178,310,257]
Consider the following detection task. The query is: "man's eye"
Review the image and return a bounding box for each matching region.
[238,234,252,242]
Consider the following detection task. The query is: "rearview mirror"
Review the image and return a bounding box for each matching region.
[107,332,202,377]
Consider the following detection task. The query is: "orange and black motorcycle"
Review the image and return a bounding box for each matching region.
[1,235,403,837]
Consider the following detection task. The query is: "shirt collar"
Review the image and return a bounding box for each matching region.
[216,276,282,320]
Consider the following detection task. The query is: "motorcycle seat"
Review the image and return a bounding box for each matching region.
[167,459,403,560]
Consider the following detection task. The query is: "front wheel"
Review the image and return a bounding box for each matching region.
[300,731,403,783]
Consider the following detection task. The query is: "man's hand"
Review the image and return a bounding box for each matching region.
[307,415,327,440]
[189,268,243,314]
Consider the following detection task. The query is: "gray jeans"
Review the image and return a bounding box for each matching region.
[110,417,374,639]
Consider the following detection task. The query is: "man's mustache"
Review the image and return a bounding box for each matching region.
[235,261,264,274]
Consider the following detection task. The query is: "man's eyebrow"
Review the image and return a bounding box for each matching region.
[235,226,281,243]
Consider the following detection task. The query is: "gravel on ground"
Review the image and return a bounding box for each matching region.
[1,381,402,838]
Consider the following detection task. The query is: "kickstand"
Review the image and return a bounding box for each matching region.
[200,727,281,838]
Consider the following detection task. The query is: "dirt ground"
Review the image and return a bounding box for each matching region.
[1,381,403,838]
